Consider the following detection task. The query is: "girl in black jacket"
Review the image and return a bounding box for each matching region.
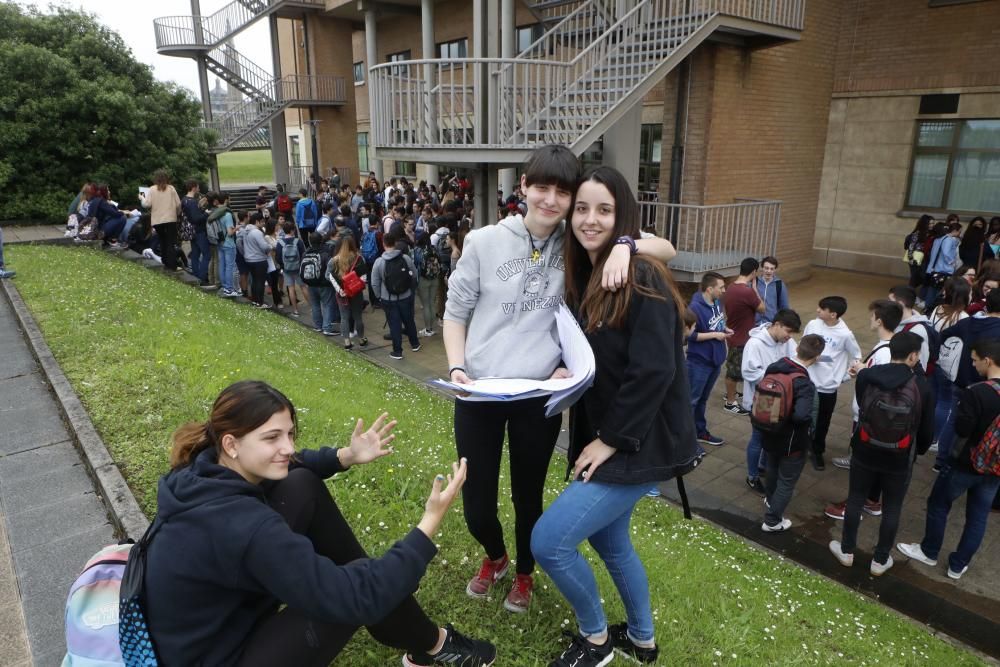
[144,380,494,667]
[531,167,702,667]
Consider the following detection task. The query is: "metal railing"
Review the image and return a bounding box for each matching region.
[207,75,346,150]
[639,199,782,274]
[370,0,803,152]
[154,0,325,51]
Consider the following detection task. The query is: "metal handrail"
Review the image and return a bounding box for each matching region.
[154,0,325,51]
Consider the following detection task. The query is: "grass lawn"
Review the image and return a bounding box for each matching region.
[218,149,273,185]
[7,244,986,666]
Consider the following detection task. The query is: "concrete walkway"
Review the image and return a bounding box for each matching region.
[0,285,116,666]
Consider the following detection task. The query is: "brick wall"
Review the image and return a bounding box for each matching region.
[306,14,360,180]
[833,0,1000,94]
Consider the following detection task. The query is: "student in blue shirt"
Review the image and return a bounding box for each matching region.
[687,272,732,446]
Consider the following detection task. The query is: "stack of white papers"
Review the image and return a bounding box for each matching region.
[432,304,596,417]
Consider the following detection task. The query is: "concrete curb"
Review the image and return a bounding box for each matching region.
[0,279,150,541]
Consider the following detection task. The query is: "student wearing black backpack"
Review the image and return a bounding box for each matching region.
[755,334,825,532]
[414,234,441,337]
[302,232,336,336]
[830,331,933,576]
[371,228,421,360]
[898,338,1000,580]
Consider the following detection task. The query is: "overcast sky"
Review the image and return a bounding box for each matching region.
[18,0,271,95]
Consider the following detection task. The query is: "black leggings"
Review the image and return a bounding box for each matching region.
[454,396,562,575]
[267,269,283,306]
[153,222,178,271]
[812,391,838,455]
[237,468,439,667]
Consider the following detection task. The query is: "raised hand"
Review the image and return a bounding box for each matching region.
[418,458,468,538]
[343,413,397,467]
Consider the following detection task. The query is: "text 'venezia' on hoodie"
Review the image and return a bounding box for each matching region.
[444,218,566,381]
[803,317,862,393]
[740,323,798,411]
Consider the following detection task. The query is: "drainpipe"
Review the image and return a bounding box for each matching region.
[421,0,438,187]
[667,57,689,207]
[364,8,383,182]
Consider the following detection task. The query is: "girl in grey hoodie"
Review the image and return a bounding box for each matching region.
[442,145,676,614]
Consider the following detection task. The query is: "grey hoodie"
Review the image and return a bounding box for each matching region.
[370,248,417,302]
[445,218,566,381]
[741,323,798,411]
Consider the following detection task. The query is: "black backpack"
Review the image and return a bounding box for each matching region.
[857,374,921,452]
[300,248,329,286]
[383,254,414,295]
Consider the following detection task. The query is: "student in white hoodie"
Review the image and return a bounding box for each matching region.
[887,285,932,375]
[803,296,862,471]
[740,309,801,494]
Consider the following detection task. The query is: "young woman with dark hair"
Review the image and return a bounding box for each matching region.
[443,146,676,615]
[532,166,701,666]
[144,380,494,667]
[959,216,994,269]
[904,214,933,289]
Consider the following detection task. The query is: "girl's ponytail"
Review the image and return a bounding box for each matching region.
[169,421,214,469]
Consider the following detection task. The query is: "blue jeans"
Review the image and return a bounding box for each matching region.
[383,295,420,355]
[189,229,210,282]
[747,429,767,480]
[931,366,954,444]
[920,465,1000,572]
[763,451,806,526]
[308,285,336,334]
[217,245,236,292]
[532,481,656,642]
[935,384,964,469]
[101,214,126,241]
[687,359,721,436]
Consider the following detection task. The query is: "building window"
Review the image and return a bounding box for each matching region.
[357,133,369,173]
[387,50,411,76]
[516,24,546,53]
[906,119,1000,213]
[353,62,365,84]
[639,123,662,192]
[289,135,301,168]
[395,161,416,177]
[437,38,468,59]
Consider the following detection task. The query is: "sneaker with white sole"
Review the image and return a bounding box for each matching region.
[548,631,614,667]
[832,457,851,469]
[870,555,893,576]
[403,624,497,667]
[829,540,854,567]
[762,518,792,532]
[928,442,939,453]
[608,623,658,663]
[896,542,937,566]
[466,555,510,598]
[0,269,15,279]
[723,402,750,415]
[947,565,969,580]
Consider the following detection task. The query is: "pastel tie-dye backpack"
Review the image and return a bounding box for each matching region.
[62,523,160,666]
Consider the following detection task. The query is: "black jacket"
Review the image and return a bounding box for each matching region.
[568,262,703,485]
[145,447,437,666]
[952,379,1000,474]
[757,357,817,456]
[852,362,933,472]
[181,195,208,230]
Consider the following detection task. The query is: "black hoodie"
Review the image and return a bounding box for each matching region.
[852,362,933,472]
[145,447,437,666]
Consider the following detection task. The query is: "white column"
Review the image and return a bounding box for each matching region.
[498,0,516,199]
[365,9,383,182]
[420,0,438,186]
[269,14,290,188]
[603,102,643,194]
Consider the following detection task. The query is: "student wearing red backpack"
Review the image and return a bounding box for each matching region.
[898,338,1000,580]
[830,331,933,576]
[754,334,824,532]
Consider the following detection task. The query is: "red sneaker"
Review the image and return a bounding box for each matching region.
[503,574,533,613]
[466,555,510,598]
[824,501,846,520]
[863,499,883,516]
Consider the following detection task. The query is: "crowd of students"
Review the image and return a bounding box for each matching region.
[688,252,1000,580]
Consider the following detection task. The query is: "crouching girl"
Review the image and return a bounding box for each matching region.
[144,380,495,667]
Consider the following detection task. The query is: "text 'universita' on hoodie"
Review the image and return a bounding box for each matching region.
[803,317,862,393]
[740,323,798,411]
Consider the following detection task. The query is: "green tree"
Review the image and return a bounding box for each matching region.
[0,2,214,221]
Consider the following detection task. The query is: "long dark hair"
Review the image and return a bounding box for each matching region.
[936,277,970,327]
[960,217,988,255]
[170,381,297,469]
[911,214,933,243]
[564,166,684,332]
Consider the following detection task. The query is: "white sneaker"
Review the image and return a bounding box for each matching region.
[870,555,893,576]
[829,540,854,567]
[419,328,435,337]
[947,565,969,580]
[761,518,791,532]
[928,442,939,453]
[896,542,937,566]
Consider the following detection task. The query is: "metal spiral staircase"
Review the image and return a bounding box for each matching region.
[153,0,345,153]
[369,0,803,164]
